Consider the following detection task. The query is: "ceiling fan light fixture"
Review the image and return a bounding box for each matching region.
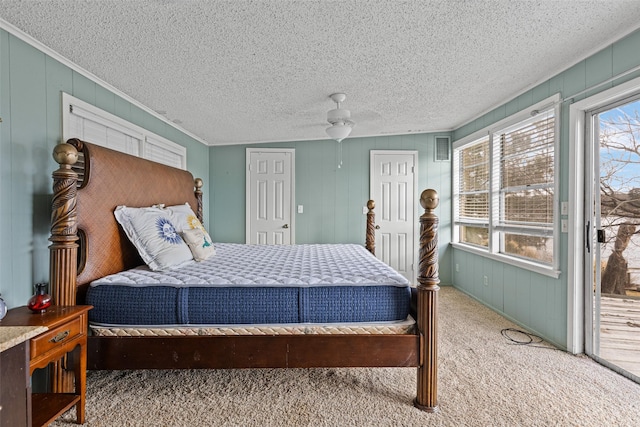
[326,93,355,142]
[326,122,352,142]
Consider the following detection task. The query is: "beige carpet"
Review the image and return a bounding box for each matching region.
[51,287,640,426]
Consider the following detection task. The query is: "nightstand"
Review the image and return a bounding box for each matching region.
[1,305,92,426]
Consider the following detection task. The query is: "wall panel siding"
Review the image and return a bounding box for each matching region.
[0,30,11,305]
[347,137,366,246]
[45,57,72,146]
[113,95,132,122]
[95,84,116,115]
[491,259,505,312]
[585,47,613,91]
[612,29,640,78]
[71,71,95,104]
[8,36,47,306]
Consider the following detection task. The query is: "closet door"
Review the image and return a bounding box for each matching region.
[370,150,418,284]
[246,148,295,245]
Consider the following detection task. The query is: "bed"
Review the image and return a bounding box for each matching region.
[49,138,440,412]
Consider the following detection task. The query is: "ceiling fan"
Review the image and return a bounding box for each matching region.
[326,93,355,142]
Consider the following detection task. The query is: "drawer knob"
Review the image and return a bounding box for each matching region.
[49,330,70,343]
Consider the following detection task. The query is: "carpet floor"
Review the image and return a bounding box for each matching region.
[51,287,640,426]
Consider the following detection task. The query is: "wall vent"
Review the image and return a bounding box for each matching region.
[435,136,450,161]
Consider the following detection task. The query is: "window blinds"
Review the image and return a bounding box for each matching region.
[458,137,490,222]
[498,110,555,228]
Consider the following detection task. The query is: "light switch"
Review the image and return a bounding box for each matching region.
[561,201,568,215]
[297,205,303,214]
[561,219,568,233]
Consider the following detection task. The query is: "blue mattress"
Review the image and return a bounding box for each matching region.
[86,243,412,326]
[86,285,411,325]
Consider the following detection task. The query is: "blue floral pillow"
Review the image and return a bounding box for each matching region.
[114,206,194,271]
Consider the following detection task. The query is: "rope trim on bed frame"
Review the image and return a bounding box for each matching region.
[90,320,417,337]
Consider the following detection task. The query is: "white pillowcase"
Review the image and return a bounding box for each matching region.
[181,228,216,261]
[114,206,194,271]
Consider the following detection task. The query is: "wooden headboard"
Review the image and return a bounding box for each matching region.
[50,139,202,304]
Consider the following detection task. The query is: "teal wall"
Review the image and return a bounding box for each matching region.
[0,29,209,309]
[209,134,452,286]
[451,28,640,349]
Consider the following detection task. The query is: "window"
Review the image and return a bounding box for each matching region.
[456,136,490,247]
[453,94,560,275]
[62,93,187,169]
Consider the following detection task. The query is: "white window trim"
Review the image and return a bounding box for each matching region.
[62,92,187,169]
[452,94,561,278]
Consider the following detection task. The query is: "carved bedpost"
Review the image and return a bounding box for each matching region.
[414,189,440,413]
[195,178,203,224]
[365,200,376,254]
[50,143,79,306]
[49,142,80,395]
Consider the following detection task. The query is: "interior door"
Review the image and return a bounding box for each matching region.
[585,96,640,381]
[246,149,295,245]
[370,150,418,284]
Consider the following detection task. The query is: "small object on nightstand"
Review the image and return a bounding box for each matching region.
[0,293,6,320]
[27,283,52,313]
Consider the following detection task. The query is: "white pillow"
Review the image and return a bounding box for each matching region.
[114,206,194,271]
[181,228,216,261]
[163,203,205,231]
[161,203,216,261]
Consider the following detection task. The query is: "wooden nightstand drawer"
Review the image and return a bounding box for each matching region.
[30,315,82,359]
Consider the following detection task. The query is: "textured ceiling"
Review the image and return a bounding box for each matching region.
[2,1,640,146]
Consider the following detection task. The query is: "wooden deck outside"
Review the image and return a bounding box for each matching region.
[599,295,640,377]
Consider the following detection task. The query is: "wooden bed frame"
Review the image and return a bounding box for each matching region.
[49,139,440,412]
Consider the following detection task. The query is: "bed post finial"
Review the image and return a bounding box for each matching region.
[365,200,376,254]
[414,188,439,413]
[194,178,204,224]
[50,142,79,306]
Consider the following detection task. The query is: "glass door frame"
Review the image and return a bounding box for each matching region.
[567,76,640,356]
[581,90,640,383]
[583,108,598,358]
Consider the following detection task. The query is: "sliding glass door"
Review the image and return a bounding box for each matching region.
[585,96,640,381]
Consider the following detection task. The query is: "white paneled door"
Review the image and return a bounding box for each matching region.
[246,149,295,245]
[370,150,418,284]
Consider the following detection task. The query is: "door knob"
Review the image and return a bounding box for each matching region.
[283,224,289,229]
[375,225,380,229]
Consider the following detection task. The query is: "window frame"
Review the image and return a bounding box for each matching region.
[452,94,561,278]
[62,93,187,169]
